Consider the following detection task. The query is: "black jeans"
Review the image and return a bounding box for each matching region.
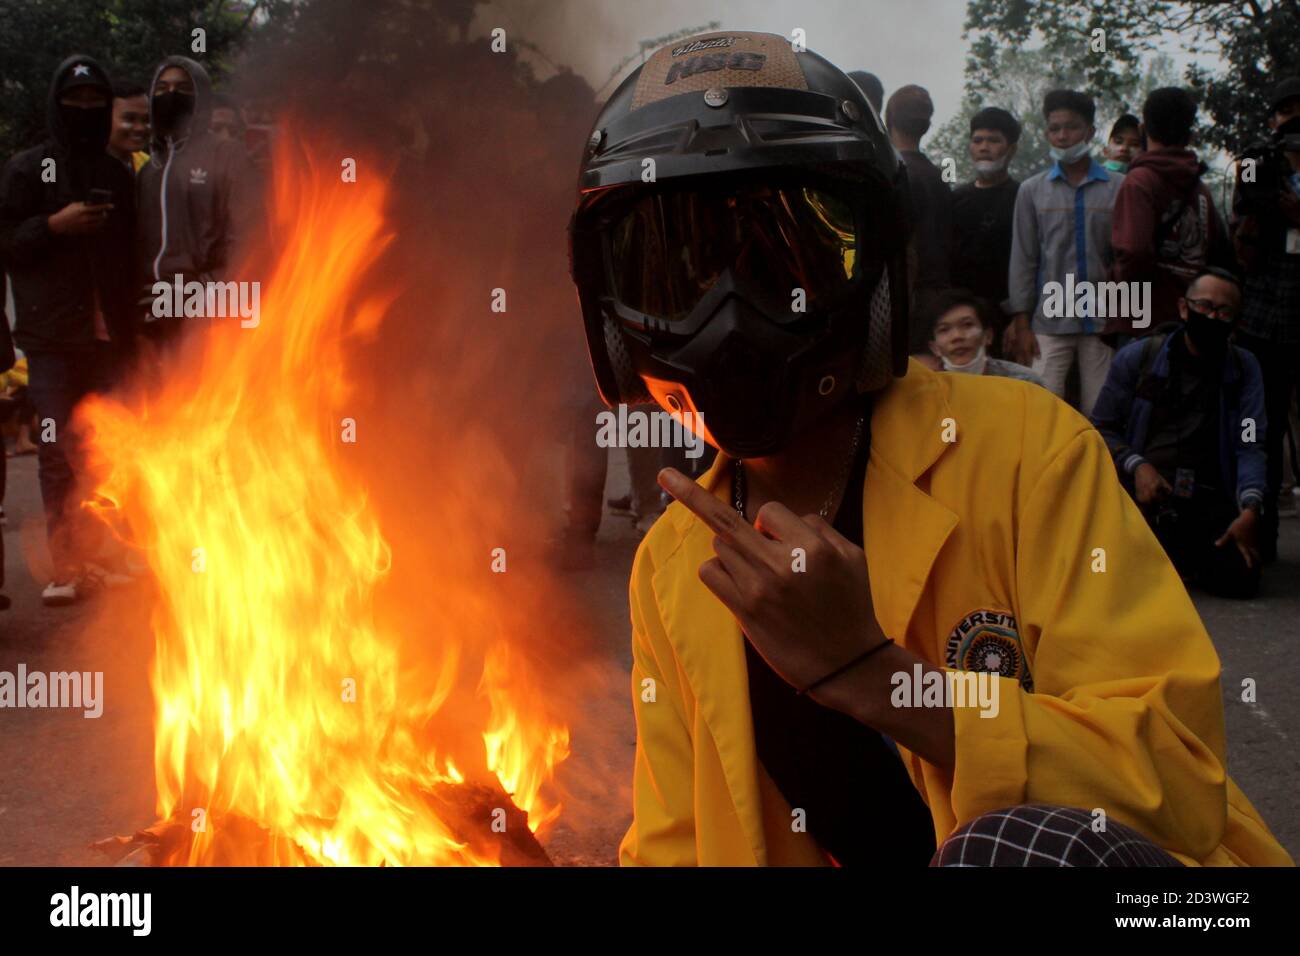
[563,393,608,541]
[1235,333,1299,562]
[1148,490,1260,599]
[25,343,119,577]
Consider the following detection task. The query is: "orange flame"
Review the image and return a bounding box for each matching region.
[82,139,568,865]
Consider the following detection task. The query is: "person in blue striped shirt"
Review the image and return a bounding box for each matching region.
[1005,89,1125,415]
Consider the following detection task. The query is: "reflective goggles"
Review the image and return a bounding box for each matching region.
[600,176,872,324]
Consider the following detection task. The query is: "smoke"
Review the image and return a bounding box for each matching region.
[467,0,630,95]
[18,0,637,863]
[225,0,629,849]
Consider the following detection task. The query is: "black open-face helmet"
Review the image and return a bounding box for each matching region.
[569,31,911,459]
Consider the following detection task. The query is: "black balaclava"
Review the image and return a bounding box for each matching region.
[151,89,195,136]
[49,57,113,154]
[60,101,111,152]
[148,56,214,151]
[46,55,114,195]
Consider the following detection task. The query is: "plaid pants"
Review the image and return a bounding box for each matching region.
[931,805,1184,867]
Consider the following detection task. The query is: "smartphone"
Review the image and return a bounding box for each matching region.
[87,188,114,206]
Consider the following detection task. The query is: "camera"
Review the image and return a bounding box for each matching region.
[1234,120,1300,218]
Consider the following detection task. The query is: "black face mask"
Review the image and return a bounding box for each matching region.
[151,90,195,136]
[59,103,111,152]
[590,177,890,458]
[1185,308,1232,363]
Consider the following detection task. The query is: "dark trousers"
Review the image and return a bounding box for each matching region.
[932,804,1183,866]
[1236,334,1299,562]
[1148,490,1260,600]
[564,396,719,538]
[564,394,608,540]
[25,344,118,576]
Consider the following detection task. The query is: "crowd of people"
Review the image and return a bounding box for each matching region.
[0,28,1291,870]
[0,53,263,609]
[577,31,1293,869]
[564,70,1300,603]
[2,49,1298,615]
[879,73,1300,600]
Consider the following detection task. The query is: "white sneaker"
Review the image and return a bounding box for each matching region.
[42,580,78,606]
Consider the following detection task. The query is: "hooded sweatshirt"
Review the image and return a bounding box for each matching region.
[136,56,258,308]
[0,55,136,353]
[1108,147,1233,336]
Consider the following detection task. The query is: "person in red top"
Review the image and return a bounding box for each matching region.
[1107,87,1234,339]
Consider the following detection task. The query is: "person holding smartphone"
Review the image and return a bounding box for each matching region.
[571,32,1291,867]
[0,54,137,605]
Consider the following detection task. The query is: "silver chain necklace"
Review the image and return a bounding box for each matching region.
[731,413,867,522]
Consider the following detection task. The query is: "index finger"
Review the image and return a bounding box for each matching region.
[657,466,765,550]
[1239,543,1255,570]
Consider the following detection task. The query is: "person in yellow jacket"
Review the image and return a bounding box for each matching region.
[568,32,1292,867]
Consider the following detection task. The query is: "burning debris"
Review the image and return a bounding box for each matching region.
[93,780,552,867]
[81,134,568,867]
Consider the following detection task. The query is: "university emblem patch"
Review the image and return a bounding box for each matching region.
[944,608,1033,692]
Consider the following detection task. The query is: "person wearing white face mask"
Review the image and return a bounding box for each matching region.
[952,108,1022,356]
[1005,89,1125,415]
[927,290,1044,385]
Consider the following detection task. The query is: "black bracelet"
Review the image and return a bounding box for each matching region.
[796,638,895,697]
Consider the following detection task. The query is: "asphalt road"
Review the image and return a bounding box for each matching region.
[0,451,1296,865]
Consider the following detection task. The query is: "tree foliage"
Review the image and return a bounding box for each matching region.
[928,46,1178,185]
[963,0,1300,156]
[0,0,264,158]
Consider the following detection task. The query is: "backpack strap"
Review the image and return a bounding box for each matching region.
[1224,343,1245,401]
[1135,331,1245,408]
[1134,334,1168,404]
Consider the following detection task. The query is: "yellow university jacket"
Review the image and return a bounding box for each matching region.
[620,360,1292,867]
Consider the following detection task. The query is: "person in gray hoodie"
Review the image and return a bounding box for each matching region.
[136,56,258,344]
